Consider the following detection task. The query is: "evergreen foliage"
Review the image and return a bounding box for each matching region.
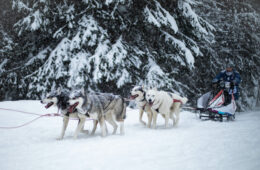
[0,0,259,110]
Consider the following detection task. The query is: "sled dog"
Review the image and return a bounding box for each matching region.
[68,89,126,137]
[146,88,188,128]
[41,89,89,140]
[130,86,153,128]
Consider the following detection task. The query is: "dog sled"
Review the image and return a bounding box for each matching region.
[196,87,237,121]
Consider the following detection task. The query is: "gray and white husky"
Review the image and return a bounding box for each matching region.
[130,86,153,128]
[68,89,126,137]
[41,88,89,140]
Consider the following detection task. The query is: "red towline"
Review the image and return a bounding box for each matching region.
[0,109,61,129]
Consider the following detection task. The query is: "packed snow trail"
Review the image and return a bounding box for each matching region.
[0,101,259,170]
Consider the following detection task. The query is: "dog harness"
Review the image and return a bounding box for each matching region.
[173,99,183,104]
[154,99,183,113]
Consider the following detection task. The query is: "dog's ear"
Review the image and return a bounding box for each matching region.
[46,92,50,97]
[81,88,85,94]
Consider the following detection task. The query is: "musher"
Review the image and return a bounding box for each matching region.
[212,66,241,105]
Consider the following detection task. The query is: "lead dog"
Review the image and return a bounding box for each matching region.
[68,89,126,137]
[130,86,153,128]
[146,88,188,128]
[41,89,89,140]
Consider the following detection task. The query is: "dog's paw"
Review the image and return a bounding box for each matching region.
[56,137,63,140]
[81,129,89,134]
[140,120,146,126]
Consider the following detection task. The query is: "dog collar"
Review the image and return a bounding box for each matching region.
[153,100,161,113]
[138,91,146,102]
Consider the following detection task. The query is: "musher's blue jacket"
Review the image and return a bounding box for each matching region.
[212,69,241,99]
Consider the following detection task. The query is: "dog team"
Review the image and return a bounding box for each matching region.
[41,85,188,140]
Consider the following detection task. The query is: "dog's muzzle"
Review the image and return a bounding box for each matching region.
[130,94,139,100]
[68,102,79,113]
[44,102,54,109]
[148,99,153,106]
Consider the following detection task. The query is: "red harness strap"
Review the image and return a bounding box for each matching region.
[173,99,183,104]
[142,103,146,110]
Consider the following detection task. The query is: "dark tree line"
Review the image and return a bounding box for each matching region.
[0,0,259,110]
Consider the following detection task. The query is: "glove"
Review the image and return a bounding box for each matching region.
[212,82,218,88]
[230,80,236,89]
[219,81,225,88]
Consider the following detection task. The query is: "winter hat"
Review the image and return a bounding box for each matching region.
[225,60,234,70]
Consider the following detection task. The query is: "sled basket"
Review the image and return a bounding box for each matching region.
[196,89,237,121]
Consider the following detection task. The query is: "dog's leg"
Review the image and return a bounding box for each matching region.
[119,120,125,135]
[152,110,158,129]
[164,113,169,128]
[147,112,152,128]
[80,121,89,134]
[172,103,181,126]
[99,116,107,137]
[172,114,176,125]
[90,120,98,135]
[74,116,86,139]
[174,108,180,126]
[139,109,146,126]
[106,115,118,135]
[57,116,69,140]
[169,111,175,126]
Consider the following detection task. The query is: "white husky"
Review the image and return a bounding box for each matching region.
[146,89,188,128]
[130,86,153,128]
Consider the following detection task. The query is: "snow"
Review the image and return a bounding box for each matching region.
[145,58,171,88]
[25,48,49,67]
[0,59,8,72]
[164,32,195,68]
[144,1,178,33]
[30,10,42,31]
[67,51,91,87]
[179,1,208,35]
[13,1,32,12]
[73,16,99,48]
[0,100,259,170]
[105,0,127,6]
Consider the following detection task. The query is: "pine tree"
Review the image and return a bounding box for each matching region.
[6,0,212,100]
[1,0,259,110]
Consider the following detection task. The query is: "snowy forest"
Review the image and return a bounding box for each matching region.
[0,0,259,111]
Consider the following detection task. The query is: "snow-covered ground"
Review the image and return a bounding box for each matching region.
[0,100,259,170]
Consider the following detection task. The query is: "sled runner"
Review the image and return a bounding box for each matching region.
[196,87,237,121]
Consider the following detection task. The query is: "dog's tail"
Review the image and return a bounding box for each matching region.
[116,97,127,122]
[181,97,188,105]
[172,93,188,105]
